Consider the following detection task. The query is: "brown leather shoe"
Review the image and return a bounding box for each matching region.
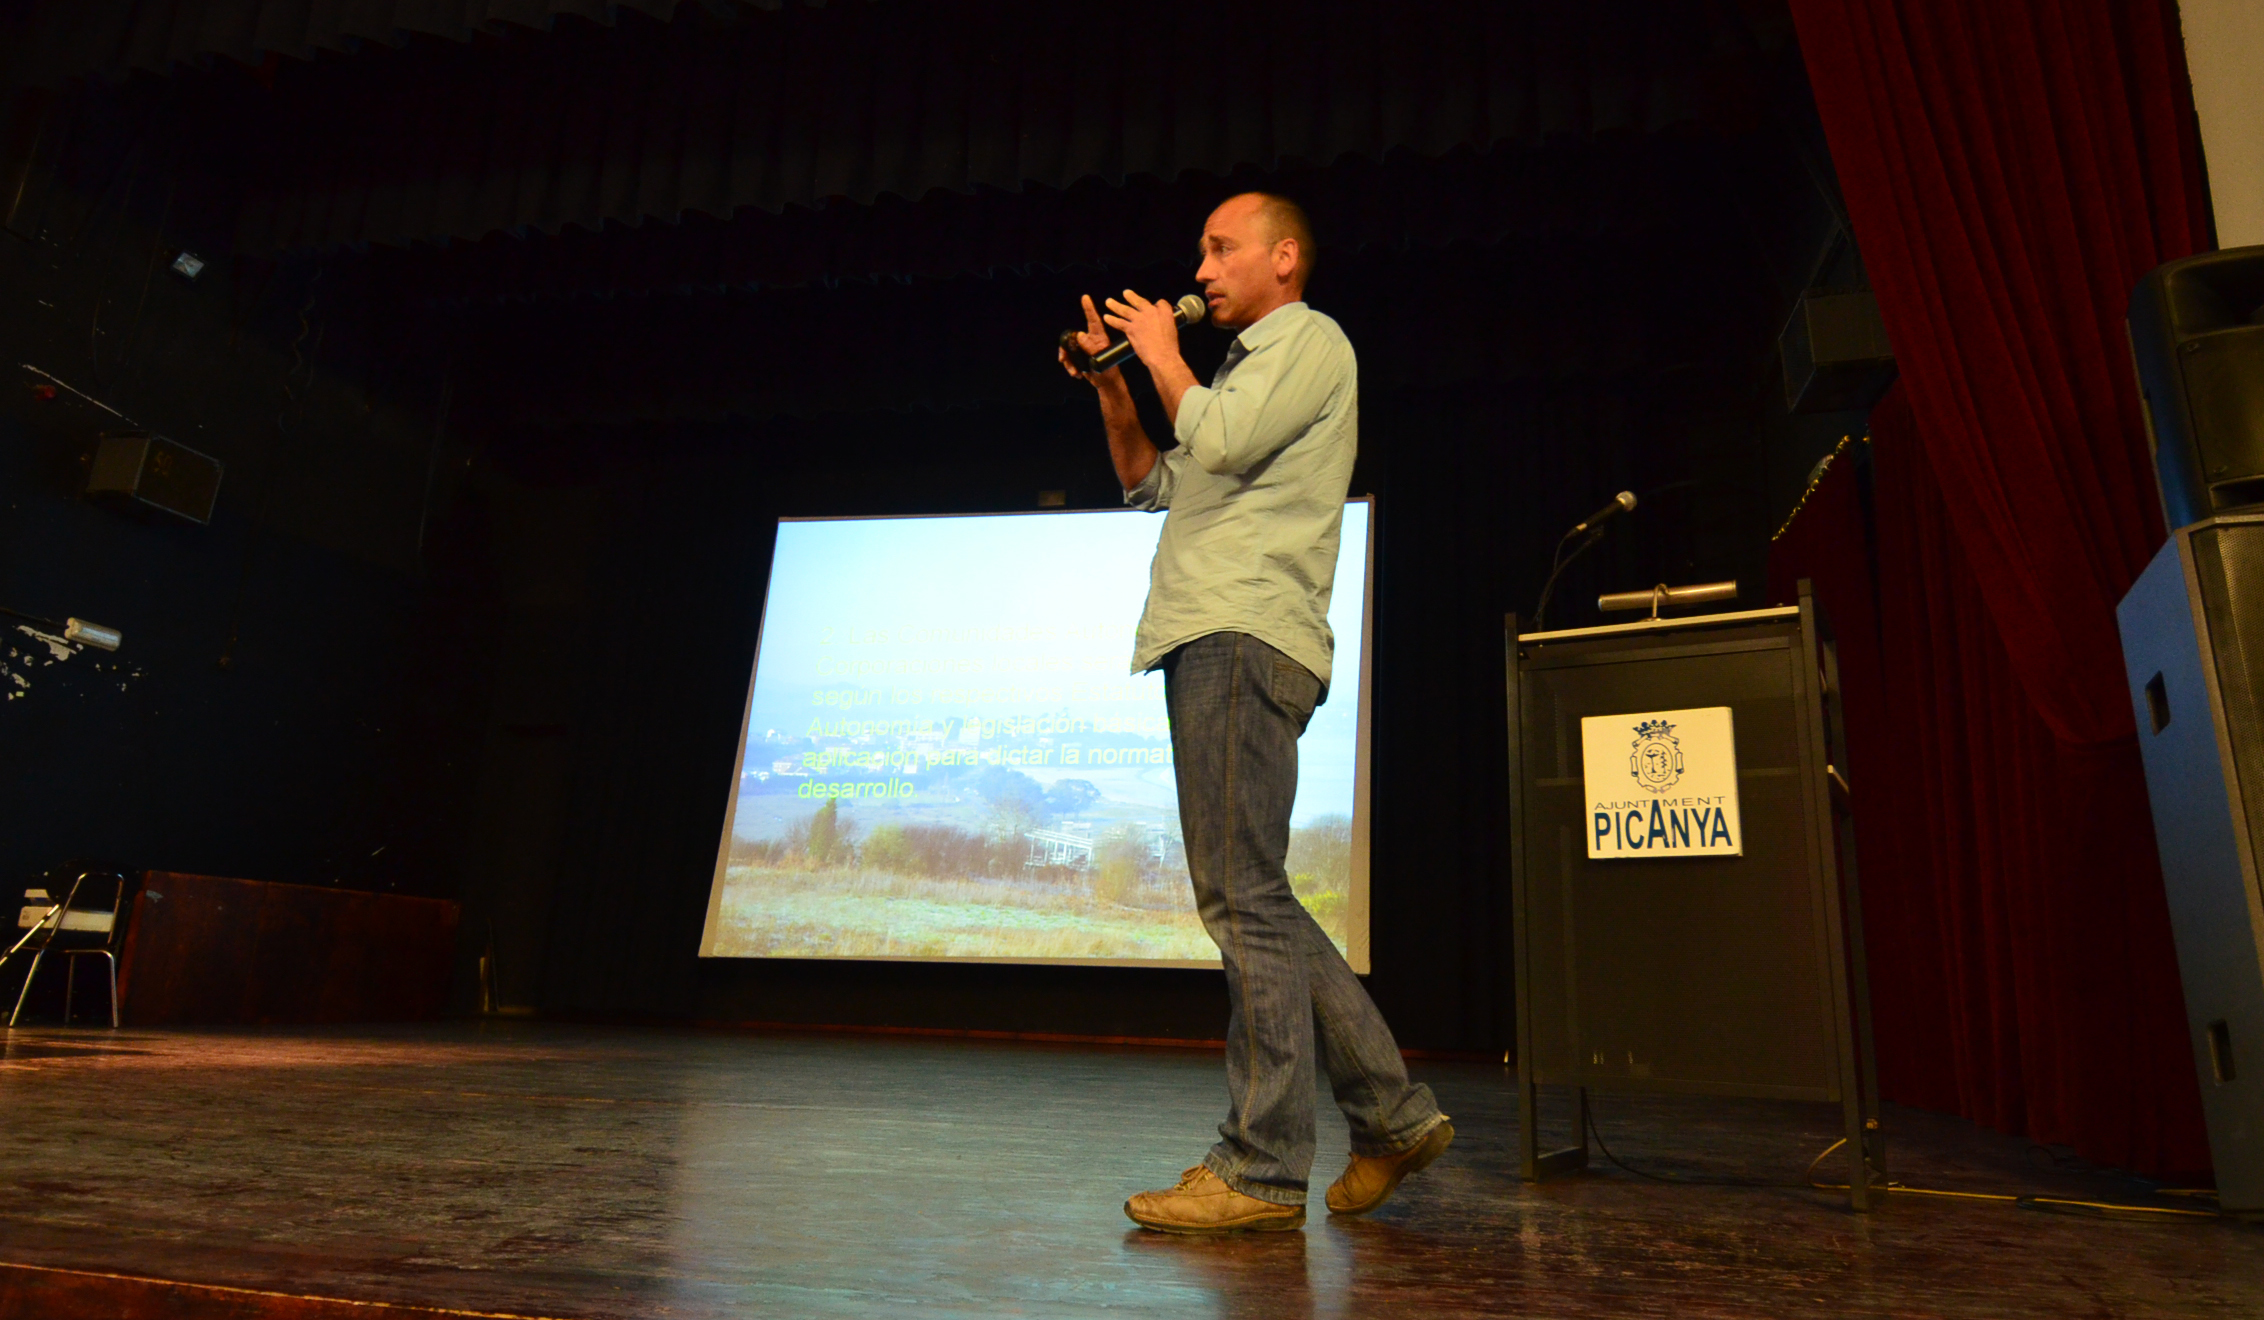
[1125,1165,1306,1235]
[1326,1118,1454,1216]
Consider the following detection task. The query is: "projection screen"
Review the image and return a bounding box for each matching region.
[698,499,1374,970]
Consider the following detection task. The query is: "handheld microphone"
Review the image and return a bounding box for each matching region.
[1570,491,1637,535]
[1059,294,1208,373]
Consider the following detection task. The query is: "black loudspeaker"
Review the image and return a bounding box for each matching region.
[2129,246,2264,530]
[1780,289,1896,414]
[2118,514,2264,1214]
[84,430,223,524]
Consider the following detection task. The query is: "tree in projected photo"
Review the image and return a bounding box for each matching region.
[715,794,1352,964]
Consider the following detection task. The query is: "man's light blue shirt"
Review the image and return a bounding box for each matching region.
[1123,301,1358,688]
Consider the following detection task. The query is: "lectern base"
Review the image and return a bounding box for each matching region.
[1532,1145,1591,1178]
[1521,1082,1593,1181]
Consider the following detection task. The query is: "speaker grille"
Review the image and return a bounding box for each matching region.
[84,431,222,524]
[2130,247,2264,528]
[2195,522,2264,880]
[136,435,223,522]
[2185,329,2264,512]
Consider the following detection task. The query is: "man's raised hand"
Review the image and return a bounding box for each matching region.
[1059,294,1116,384]
[1103,289,1186,375]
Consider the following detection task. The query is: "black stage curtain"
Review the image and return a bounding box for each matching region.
[5,0,698,83]
[246,0,1745,253]
[427,214,1780,424]
[10,0,1768,254]
[386,122,1804,420]
[371,140,1726,306]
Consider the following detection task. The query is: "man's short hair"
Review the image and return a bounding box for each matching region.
[1251,193,1317,285]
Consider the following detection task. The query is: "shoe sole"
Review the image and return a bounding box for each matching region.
[1327,1119,1455,1217]
[1124,1204,1307,1235]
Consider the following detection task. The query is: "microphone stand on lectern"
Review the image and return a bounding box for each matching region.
[1531,526,1607,634]
[1533,492,1636,632]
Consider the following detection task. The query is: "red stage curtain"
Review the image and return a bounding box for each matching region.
[1780,0,2215,1175]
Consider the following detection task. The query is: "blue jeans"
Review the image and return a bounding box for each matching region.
[1162,631,1444,1206]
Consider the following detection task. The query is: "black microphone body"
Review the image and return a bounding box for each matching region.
[1570,490,1638,535]
[1060,294,1208,373]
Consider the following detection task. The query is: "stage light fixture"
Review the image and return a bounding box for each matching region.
[0,605,122,651]
[1598,581,1740,620]
[65,618,122,651]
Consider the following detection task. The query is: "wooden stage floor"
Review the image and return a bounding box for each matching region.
[0,1022,2256,1318]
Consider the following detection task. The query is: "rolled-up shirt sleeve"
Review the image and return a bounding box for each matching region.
[1123,445,1180,510]
[1171,325,1340,476]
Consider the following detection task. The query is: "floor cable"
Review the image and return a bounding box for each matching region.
[1577,1101,2224,1221]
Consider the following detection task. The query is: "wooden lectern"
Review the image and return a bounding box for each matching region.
[1504,580,1883,1208]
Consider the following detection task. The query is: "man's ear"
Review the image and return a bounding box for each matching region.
[1272,239,1300,283]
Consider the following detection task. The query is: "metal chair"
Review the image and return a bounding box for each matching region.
[4,869,127,1028]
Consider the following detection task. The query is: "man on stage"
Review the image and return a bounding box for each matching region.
[1059,193,1451,1234]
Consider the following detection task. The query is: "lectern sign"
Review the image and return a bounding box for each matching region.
[1580,706,1743,858]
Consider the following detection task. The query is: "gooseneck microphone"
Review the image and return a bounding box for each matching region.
[1570,490,1638,534]
[1059,294,1208,373]
[1533,490,1641,632]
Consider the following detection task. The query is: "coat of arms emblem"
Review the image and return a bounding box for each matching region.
[1628,719,1684,794]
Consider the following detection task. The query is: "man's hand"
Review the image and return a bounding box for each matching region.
[1063,293,1159,490]
[1058,294,1119,386]
[1102,290,1187,377]
[1103,288,1202,424]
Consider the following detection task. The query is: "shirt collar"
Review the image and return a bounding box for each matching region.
[1227,300,1309,351]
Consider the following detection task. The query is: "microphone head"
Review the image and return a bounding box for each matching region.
[1616,491,1638,512]
[1176,293,1208,324]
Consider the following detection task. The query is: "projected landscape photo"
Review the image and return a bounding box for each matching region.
[700,504,1371,966]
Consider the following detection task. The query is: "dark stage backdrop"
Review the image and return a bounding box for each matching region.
[0,108,466,909]
[2,0,1858,1057]
[462,369,1775,1047]
[1780,0,2213,1176]
[299,3,1842,1047]
[10,0,1777,253]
